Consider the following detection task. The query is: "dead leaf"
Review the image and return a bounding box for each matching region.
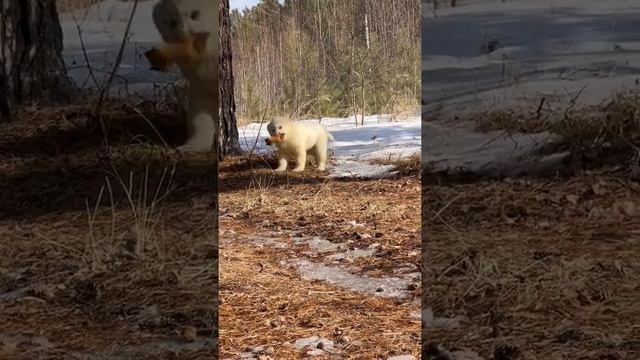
[565,194,579,206]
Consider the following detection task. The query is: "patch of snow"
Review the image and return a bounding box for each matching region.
[284,259,413,299]
[423,121,569,177]
[238,115,421,178]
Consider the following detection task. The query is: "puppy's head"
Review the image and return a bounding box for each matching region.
[266,116,290,137]
[152,0,216,44]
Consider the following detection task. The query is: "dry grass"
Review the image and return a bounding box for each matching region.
[423,170,640,359]
[371,153,422,177]
[0,101,217,359]
[218,156,421,359]
[473,90,640,166]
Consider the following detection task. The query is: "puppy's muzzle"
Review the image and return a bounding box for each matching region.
[265,133,285,146]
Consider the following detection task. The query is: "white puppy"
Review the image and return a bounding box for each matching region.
[152,0,217,153]
[266,117,334,172]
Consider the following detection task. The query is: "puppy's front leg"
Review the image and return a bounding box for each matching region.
[275,153,288,172]
[292,151,307,172]
[178,84,216,153]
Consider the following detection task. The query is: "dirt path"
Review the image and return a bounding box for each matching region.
[218,157,421,359]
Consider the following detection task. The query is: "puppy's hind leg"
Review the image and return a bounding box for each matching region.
[178,111,215,152]
[314,138,329,171]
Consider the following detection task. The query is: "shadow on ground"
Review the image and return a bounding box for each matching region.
[0,102,217,220]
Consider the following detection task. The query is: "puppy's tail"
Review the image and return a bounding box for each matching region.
[327,132,335,142]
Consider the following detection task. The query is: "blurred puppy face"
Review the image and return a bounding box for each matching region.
[267,117,288,137]
[152,0,216,44]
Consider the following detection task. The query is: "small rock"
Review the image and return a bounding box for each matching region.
[422,307,463,329]
[307,349,326,356]
[565,194,579,205]
[138,304,161,326]
[182,326,198,342]
[348,220,364,227]
[614,200,636,217]
[294,336,336,353]
[556,328,584,343]
[294,336,321,349]
[268,319,281,328]
[494,343,521,360]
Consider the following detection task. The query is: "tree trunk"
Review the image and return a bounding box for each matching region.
[0,0,77,122]
[219,0,242,159]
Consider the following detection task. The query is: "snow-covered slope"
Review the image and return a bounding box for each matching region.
[422,0,640,118]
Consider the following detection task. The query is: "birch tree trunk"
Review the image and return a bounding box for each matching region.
[0,0,77,122]
[219,0,241,159]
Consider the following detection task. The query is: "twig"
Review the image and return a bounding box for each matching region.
[72,10,99,89]
[94,0,139,116]
[128,104,170,149]
[536,97,546,120]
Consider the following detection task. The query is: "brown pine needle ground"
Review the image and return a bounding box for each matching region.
[218,156,421,359]
[423,91,640,359]
[0,102,216,359]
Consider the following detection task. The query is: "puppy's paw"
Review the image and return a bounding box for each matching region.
[275,167,287,172]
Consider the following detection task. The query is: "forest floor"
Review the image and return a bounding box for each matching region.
[421,91,640,359]
[218,155,422,359]
[0,102,217,359]
[422,169,640,360]
[0,101,423,360]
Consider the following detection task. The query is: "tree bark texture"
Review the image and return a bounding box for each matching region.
[0,0,77,122]
[219,0,241,159]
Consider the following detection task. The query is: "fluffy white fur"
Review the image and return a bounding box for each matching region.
[152,0,217,152]
[267,117,335,172]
